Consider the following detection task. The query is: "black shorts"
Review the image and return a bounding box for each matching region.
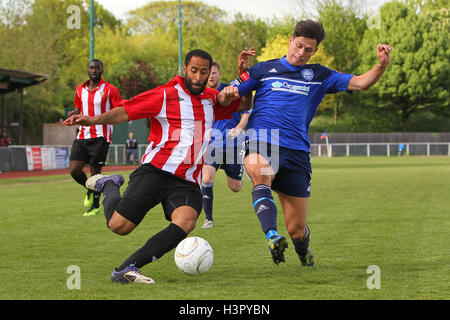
[115,164,203,226]
[69,137,109,167]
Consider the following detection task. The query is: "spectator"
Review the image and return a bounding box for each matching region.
[0,130,12,147]
[125,132,139,164]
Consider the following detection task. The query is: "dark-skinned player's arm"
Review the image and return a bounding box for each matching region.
[65,108,80,119]
[63,107,129,127]
[66,88,83,119]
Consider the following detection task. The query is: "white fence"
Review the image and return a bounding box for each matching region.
[105,142,450,164]
[107,145,147,164]
[311,142,450,157]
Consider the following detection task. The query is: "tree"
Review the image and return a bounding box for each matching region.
[213,13,268,82]
[124,1,226,80]
[124,1,269,83]
[125,0,226,37]
[316,0,368,124]
[0,0,125,143]
[118,62,159,99]
[357,0,450,131]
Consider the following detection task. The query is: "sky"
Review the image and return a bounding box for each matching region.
[95,0,391,22]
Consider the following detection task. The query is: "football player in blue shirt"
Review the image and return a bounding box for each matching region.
[234,20,392,266]
[201,60,252,228]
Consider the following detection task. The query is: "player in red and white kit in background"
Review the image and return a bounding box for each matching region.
[64,49,251,284]
[66,59,124,216]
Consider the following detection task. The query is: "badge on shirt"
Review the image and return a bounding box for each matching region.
[301,69,314,81]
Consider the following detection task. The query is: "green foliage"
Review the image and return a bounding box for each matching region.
[126,2,268,83]
[318,0,368,73]
[316,0,368,123]
[357,0,450,131]
[125,0,227,37]
[0,0,126,143]
[118,62,159,99]
[0,0,448,144]
[213,14,268,82]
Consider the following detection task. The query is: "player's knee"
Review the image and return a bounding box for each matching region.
[108,220,133,236]
[251,174,272,186]
[202,176,214,185]
[181,218,196,234]
[202,172,215,185]
[172,206,199,234]
[69,166,82,178]
[230,186,241,193]
[245,166,273,185]
[228,182,242,193]
[173,216,197,234]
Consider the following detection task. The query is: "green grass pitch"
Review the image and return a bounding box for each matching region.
[0,156,449,300]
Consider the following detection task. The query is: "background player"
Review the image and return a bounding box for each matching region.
[67,59,123,216]
[201,58,254,228]
[234,20,392,266]
[64,49,251,284]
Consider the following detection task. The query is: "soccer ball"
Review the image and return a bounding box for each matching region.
[174,237,214,275]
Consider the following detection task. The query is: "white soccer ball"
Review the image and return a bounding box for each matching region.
[174,237,214,275]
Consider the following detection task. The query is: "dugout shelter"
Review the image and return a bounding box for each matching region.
[0,68,48,144]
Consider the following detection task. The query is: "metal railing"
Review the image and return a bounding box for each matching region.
[107,144,147,164]
[311,142,450,157]
[105,142,450,164]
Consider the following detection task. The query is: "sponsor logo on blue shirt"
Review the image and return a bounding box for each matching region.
[271,80,310,95]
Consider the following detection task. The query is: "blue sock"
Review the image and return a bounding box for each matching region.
[292,225,310,257]
[252,184,278,238]
[201,183,214,221]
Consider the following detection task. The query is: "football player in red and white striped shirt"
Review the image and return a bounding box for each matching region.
[67,59,124,217]
[64,49,251,284]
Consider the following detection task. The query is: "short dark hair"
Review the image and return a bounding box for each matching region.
[293,20,326,45]
[184,49,213,69]
[212,61,221,71]
[88,59,104,69]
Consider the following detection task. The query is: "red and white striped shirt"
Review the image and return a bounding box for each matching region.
[123,75,240,186]
[74,79,123,143]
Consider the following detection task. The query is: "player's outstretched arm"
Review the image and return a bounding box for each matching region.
[238,47,256,75]
[63,106,129,127]
[347,44,392,91]
[66,108,80,119]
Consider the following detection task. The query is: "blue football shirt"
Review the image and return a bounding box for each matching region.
[234,56,353,152]
[210,82,249,149]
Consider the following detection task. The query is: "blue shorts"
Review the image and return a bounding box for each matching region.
[205,144,244,181]
[244,140,312,197]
